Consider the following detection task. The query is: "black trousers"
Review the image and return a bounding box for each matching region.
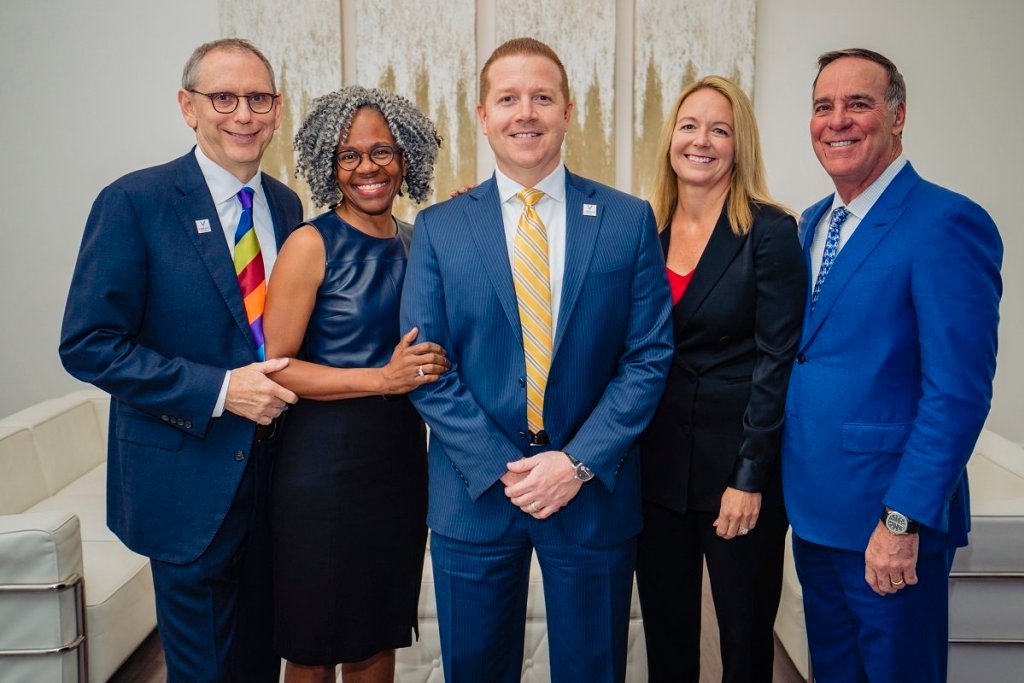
[636,501,788,683]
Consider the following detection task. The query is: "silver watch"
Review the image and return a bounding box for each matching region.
[565,453,594,482]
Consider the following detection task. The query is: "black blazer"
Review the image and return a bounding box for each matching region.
[641,203,806,513]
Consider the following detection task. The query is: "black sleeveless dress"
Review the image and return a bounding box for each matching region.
[271,211,427,664]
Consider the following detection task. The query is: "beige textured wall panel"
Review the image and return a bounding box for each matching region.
[495,0,617,186]
[633,0,756,201]
[220,0,343,212]
[352,0,477,221]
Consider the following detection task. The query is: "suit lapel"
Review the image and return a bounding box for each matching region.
[801,164,920,345]
[670,209,744,336]
[553,172,600,359]
[465,178,522,336]
[170,152,253,346]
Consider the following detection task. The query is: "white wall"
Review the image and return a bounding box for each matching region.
[0,0,217,413]
[1,0,1021,440]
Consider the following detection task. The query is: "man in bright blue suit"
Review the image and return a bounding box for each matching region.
[400,37,673,683]
[59,39,301,682]
[782,49,1002,682]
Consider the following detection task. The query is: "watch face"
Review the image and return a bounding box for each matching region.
[886,511,909,535]
[575,463,595,482]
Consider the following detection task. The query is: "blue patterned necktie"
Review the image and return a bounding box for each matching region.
[811,206,850,310]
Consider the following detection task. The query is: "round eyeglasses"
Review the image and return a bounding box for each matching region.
[334,146,400,171]
[189,90,278,114]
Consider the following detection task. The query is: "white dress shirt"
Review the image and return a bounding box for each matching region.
[810,155,908,283]
[194,146,280,417]
[494,164,567,334]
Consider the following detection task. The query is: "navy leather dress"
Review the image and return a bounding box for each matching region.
[271,210,427,664]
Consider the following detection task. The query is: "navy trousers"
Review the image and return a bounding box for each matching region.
[149,437,279,683]
[431,508,636,683]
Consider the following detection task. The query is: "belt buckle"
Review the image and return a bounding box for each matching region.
[255,418,278,443]
[529,430,549,446]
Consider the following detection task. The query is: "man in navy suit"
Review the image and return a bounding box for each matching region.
[782,49,1002,682]
[60,39,301,682]
[400,37,673,682]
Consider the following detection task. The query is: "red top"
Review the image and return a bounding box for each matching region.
[666,266,695,305]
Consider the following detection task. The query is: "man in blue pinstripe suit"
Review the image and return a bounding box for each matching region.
[400,38,674,682]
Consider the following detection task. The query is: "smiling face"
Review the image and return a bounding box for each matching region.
[476,54,572,187]
[669,87,735,196]
[333,107,405,232]
[810,56,905,202]
[178,48,281,183]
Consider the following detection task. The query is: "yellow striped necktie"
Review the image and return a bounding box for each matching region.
[514,188,552,434]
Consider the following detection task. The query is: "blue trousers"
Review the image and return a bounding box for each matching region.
[431,510,636,683]
[149,438,278,683]
[792,534,955,683]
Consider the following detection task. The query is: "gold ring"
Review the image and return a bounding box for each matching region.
[892,578,905,586]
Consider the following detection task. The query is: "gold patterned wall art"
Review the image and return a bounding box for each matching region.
[352,0,477,221]
[633,0,756,203]
[494,0,617,187]
[221,0,343,213]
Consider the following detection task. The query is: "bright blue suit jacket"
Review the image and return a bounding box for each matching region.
[782,163,1002,556]
[59,150,302,564]
[400,171,674,546]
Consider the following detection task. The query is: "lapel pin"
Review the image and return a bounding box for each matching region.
[582,204,597,217]
[195,219,212,234]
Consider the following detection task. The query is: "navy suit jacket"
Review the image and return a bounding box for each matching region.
[60,150,302,563]
[400,171,674,546]
[782,163,1002,555]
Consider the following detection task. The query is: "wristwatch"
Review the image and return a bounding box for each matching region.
[564,452,594,482]
[881,507,920,535]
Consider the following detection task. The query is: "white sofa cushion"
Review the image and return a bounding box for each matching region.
[0,425,48,515]
[2,397,105,497]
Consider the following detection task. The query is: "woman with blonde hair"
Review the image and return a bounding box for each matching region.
[636,76,806,682]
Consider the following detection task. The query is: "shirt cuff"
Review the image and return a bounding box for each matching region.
[212,371,231,417]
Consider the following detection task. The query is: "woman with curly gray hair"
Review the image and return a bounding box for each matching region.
[263,86,446,683]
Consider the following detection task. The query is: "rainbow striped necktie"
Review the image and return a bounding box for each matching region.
[514,188,552,434]
[233,186,266,360]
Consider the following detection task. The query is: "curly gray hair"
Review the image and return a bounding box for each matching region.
[294,86,441,207]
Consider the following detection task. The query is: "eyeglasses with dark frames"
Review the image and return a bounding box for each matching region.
[189,90,278,114]
[334,145,401,171]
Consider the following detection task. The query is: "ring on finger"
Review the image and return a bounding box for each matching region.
[738,527,750,535]
[417,366,425,378]
[892,577,905,586]
[530,501,541,513]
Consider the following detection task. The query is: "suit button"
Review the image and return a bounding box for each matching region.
[177,418,185,426]
[161,415,169,422]
[796,353,806,364]
[518,377,526,387]
[718,335,731,344]
[518,431,528,440]
[184,420,192,429]
[234,450,244,461]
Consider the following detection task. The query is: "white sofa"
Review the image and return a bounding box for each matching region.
[774,428,1024,682]
[0,390,650,682]
[0,390,155,683]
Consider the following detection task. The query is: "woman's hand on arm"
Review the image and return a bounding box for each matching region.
[378,327,450,395]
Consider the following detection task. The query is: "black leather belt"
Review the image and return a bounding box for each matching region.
[529,430,550,446]
[254,418,279,443]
